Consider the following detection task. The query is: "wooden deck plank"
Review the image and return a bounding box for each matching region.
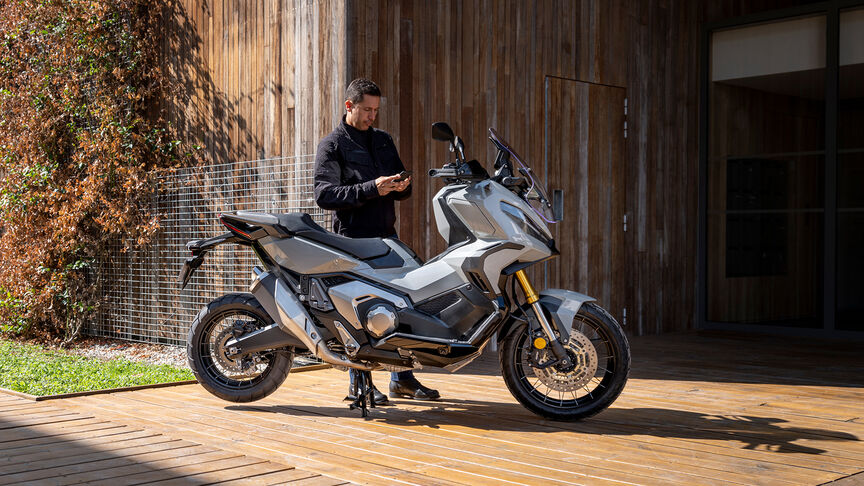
[23,448,237,486]
[0,444,215,484]
[83,456,270,486]
[145,462,296,486]
[364,369,864,458]
[0,420,122,443]
[272,371,861,477]
[0,434,175,469]
[277,477,351,486]
[0,401,61,412]
[119,390,639,485]
[4,331,861,485]
[58,394,456,486]
[0,412,92,430]
[241,392,817,485]
[242,382,847,485]
[260,364,862,485]
[0,438,198,476]
[153,387,782,486]
[612,393,864,443]
[71,394,545,486]
[197,467,325,486]
[121,380,804,486]
[0,429,158,462]
[618,378,864,420]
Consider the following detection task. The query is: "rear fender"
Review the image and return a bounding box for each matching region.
[179,232,247,289]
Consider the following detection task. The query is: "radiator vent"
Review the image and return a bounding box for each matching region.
[467,272,491,293]
[416,292,461,315]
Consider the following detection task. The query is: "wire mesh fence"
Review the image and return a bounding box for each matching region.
[87,155,329,345]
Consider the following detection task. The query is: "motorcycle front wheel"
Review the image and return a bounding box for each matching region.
[500,302,630,421]
[187,293,293,402]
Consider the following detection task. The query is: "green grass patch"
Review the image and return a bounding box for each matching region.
[0,339,194,396]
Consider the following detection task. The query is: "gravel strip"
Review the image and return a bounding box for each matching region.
[65,337,190,369]
[62,336,322,369]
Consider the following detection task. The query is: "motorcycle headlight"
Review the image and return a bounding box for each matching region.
[500,202,550,243]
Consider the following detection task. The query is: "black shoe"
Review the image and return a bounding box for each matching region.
[345,386,389,405]
[389,378,440,400]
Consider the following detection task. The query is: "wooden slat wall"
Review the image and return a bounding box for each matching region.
[544,79,628,324]
[346,0,689,335]
[165,0,347,166]
[161,0,811,336]
[344,0,812,335]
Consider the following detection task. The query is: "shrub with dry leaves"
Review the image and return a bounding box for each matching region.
[0,0,186,341]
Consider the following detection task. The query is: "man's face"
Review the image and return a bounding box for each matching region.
[345,95,380,131]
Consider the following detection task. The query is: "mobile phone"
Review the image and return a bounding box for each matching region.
[394,170,413,182]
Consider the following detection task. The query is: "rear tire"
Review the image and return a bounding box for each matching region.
[187,293,293,402]
[500,302,630,421]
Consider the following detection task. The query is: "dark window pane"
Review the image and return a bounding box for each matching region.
[837,7,864,331]
[708,16,825,327]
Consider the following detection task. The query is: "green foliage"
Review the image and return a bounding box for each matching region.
[0,339,194,396]
[0,1,188,339]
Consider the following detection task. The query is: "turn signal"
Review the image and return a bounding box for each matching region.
[533,337,547,349]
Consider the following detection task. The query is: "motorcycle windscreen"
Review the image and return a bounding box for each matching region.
[488,128,556,223]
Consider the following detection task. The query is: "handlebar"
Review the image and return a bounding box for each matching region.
[428,167,458,178]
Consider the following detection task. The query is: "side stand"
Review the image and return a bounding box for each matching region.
[348,370,376,417]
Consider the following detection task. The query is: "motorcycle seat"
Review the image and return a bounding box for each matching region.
[227,211,393,261]
[275,213,391,260]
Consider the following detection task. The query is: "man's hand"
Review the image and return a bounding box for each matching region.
[375,174,412,196]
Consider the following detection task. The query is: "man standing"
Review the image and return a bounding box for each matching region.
[314,78,440,404]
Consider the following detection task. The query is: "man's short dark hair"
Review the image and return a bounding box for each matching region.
[346,78,381,104]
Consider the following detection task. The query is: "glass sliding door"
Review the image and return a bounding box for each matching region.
[837,7,864,331]
[707,15,825,327]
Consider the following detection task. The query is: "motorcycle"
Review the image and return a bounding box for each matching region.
[179,122,630,421]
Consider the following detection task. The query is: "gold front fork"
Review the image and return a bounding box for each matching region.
[514,269,540,304]
[514,270,571,364]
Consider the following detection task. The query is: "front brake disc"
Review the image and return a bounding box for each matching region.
[532,331,598,392]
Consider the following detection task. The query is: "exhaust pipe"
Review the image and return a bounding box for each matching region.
[250,268,374,371]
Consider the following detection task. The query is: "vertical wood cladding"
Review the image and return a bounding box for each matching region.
[164,0,347,166]
[345,0,697,335]
[162,0,809,335]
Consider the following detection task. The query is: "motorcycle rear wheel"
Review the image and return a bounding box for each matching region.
[187,293,293,402]
[500,302,630,421]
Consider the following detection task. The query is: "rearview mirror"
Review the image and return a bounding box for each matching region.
[552,189,564,222]
[432,122,455,142]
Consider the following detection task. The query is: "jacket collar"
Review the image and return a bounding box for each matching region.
[339,115,376,150]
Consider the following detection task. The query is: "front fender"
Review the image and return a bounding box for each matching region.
[498,288,595,342]
[537,289,595,340]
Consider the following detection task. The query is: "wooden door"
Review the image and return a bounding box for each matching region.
[542,77,628,323]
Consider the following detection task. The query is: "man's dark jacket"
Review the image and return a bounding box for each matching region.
[314,118,410,238]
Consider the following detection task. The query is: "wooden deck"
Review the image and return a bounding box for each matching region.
[2,330,863,485]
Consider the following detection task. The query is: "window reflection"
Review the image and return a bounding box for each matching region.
[708,16,825,326]
[837,7,864,331]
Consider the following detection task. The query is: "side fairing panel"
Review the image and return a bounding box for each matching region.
[261,236,366,274]
[354,260,466,304]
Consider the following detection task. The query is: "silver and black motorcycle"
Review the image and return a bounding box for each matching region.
[180,122,630,421]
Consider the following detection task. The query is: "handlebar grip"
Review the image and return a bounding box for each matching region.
[429,168,457,178]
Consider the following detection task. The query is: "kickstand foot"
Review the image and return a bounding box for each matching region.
[348,370,375,417]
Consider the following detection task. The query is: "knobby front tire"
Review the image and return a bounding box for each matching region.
[500,302,630,421]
